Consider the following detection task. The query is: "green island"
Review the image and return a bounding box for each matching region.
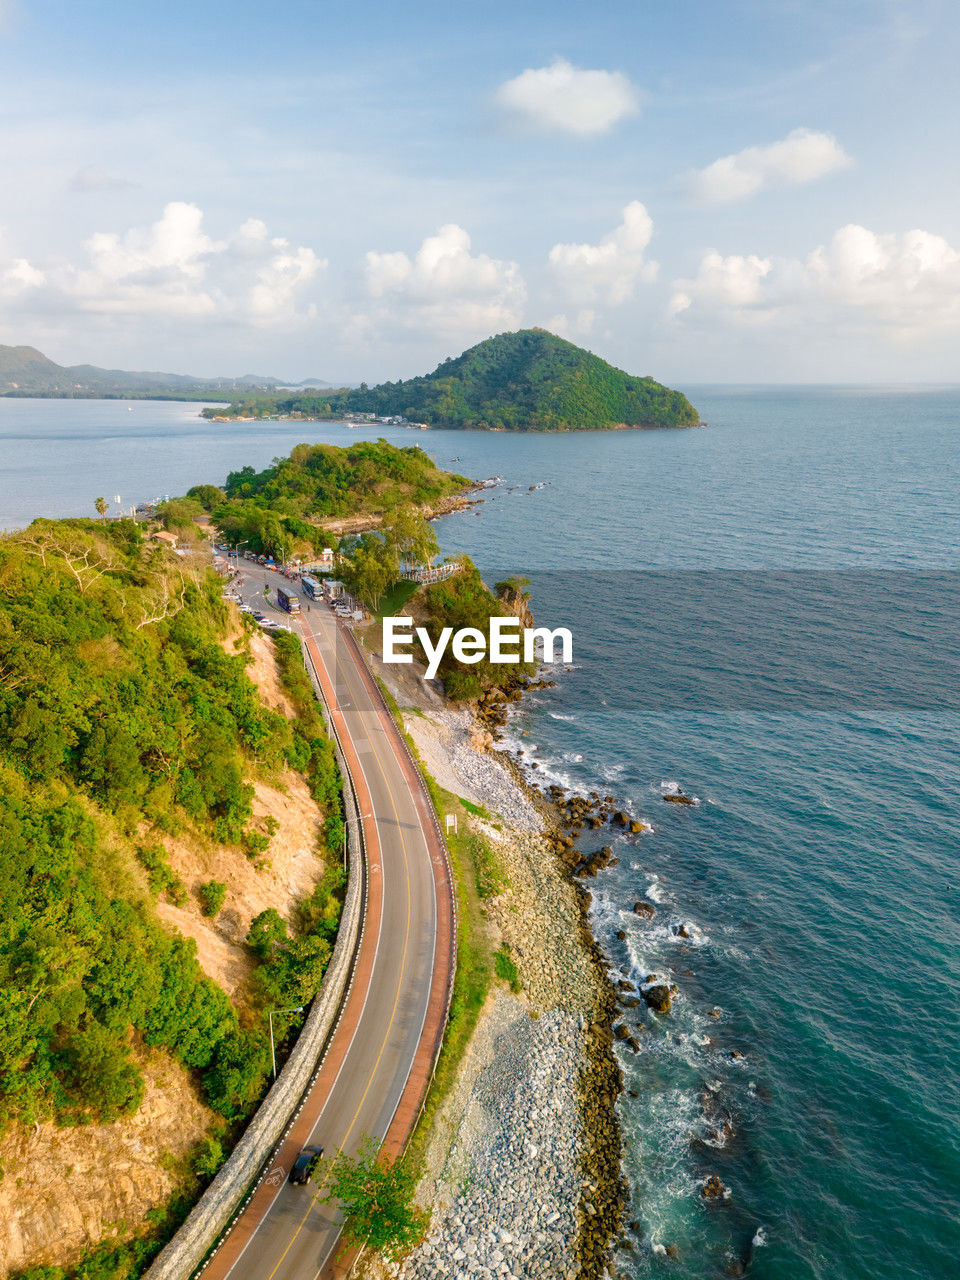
[200,329,699,431]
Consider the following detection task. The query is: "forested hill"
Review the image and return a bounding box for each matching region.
[0,518,345,1273]
[203,330,699,430]
[0,343,334,400]
[198,439,470,560]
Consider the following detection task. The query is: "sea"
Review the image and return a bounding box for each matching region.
[2,388,958,1280]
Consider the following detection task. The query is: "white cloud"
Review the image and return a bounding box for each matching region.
[669,251,773,318]
[362,224,525,336]
[2,258,46,295]
[0,202,324,324]
[686,128,851,204]
[670,224,960,337]
[548,201,657,305]
[495,58,639,137]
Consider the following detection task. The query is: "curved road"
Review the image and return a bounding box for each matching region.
[205,567,454,1280]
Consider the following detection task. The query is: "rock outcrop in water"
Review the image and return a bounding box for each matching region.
[641,978,677,1014]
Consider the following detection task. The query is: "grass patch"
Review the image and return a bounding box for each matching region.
[375,578,420,621]
[494,944,521,994]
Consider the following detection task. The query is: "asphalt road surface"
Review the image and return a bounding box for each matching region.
[207,566,449,1280]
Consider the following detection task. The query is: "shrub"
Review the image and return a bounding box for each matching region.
[198,881,227,918]
[136,843,187,906]
[192,1134,225,1179]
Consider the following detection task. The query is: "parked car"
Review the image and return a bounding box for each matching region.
[289,1145,323,1185]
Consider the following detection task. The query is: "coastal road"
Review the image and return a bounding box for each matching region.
[205,566,455,1280]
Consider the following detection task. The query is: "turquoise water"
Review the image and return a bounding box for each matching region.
[2,389,959,1278]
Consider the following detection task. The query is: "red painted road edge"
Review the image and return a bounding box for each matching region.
[199,614,456,1280]
[322,624,457,1279]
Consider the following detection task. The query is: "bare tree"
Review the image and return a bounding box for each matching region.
[19,531,114,594]
[136,568,192,630]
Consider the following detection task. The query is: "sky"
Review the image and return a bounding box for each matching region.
[1,0,959,383]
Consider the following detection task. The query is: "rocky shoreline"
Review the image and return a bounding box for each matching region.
[368,667,629,1280]
[320,491,481,538]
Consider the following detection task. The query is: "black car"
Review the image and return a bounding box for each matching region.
[289,1144,323,1185]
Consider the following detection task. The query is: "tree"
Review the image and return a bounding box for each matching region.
[94,496,107,521]
[314,1138,426,1258]
[186,484,227,512]
[57,1022,145,1122]
[246,908,288,959]
[202,1028,271,1120]
[383,507,438,569]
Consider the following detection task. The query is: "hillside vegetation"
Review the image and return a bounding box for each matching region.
[204,439,469,561]
[202,329,699,431]
[0,519,345,1275]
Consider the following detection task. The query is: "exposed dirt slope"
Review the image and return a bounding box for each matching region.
[0,1049,213,1276]
[0,625,326,1277]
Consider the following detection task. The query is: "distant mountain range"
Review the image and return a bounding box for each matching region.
[0,345,345,398]
[204,328,700,431]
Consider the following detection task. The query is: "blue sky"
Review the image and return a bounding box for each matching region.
[1,0,958,381]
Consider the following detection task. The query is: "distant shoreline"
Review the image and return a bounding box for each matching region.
[202,410,705,432]
[1,391,234,404]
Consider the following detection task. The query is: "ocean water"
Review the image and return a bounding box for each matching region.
[2,387,959,1278]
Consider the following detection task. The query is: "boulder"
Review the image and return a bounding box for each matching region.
[663,793,695,805]
[633,901,655,919]
[701,1175,727,1199]
[642,983,674,1014]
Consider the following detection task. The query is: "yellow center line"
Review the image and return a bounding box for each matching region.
[261,620,416,1280]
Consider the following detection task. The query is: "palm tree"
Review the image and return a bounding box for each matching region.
[94,496,107,521]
